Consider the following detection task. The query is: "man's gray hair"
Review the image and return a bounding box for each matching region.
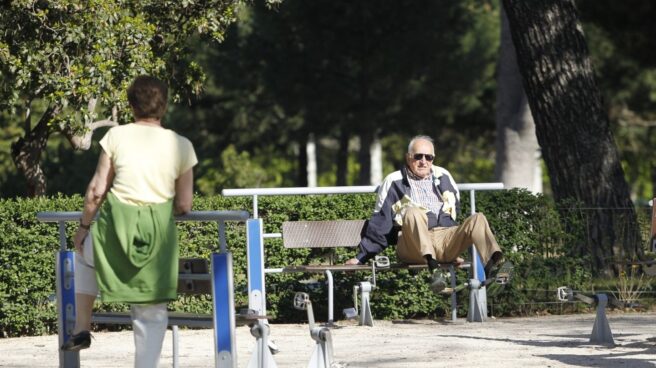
[407,135,434,153]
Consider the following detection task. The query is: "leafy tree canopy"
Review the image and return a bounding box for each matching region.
[0,0,241,195]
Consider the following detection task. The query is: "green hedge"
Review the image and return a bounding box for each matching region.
[0,189,629,336]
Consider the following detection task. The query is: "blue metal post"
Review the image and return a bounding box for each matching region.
[57,248,79,367]
[56,219,79,368]
[246,219,266,314]
[211,252,237,368]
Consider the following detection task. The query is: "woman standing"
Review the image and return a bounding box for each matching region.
[62,75,197,368]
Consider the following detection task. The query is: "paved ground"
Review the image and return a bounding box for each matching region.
[1,312,655,367]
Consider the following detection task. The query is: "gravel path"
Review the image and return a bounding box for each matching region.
[1,312,655,367]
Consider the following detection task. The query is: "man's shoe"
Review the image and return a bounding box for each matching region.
[484,251,503,276]
[61,331,91,351]
[429,272,447,294]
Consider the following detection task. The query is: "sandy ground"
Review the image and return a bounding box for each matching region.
[1,312,655,367]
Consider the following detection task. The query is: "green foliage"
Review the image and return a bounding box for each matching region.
[5,189,647,336]
[196,145,269,195]
[0,0,240,118]
[472,191,599,315]
[578,1,656,203]
[0,0,242,195]
[0,194,83,337]
[167,0,502,189]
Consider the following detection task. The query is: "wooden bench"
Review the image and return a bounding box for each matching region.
[276,220,468,325]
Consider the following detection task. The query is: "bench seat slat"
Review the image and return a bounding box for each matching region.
[282,262,470,273]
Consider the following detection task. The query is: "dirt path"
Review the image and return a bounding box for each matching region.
[1,312,655,367]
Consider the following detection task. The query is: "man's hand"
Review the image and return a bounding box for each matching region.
[345,258,361,265]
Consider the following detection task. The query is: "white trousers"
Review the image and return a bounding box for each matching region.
[132,303,168,368]
[74,234,168,368]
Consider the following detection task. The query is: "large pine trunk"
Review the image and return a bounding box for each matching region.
[494,7,541,193]
[503,0,641,274]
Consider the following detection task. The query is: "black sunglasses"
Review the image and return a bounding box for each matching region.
[412,153,434,161]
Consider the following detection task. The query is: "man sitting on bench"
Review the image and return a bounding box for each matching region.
[345,135,507,293]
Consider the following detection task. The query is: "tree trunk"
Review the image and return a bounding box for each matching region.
[336,130,349,186]
[357,132,372,185]
[503,0,641,274]
[306,133,317,187]
[297,133,309,187]
[11,107,58,197]
[494,6,541,193]
[370,132,383,185]
[650,126,656,200]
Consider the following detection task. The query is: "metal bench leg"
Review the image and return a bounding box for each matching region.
[449,265,458,322]
[324,270,334,325]
[358,281,374,327]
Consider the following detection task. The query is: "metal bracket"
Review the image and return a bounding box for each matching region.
[294,292,336,368]
[247,320,277,368]
[358,282,374,327]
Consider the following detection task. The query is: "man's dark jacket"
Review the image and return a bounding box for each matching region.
[355,165,461,263]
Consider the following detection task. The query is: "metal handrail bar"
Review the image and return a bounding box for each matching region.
[36,210,250,223]
[222,183,504,218]
[37,210,250,253]
[222,183,503,197]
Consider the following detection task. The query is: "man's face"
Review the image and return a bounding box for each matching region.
[406,139,435,179]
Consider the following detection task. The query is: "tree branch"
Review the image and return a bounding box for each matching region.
[63,118,118,151]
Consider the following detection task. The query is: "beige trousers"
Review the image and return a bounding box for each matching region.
[396,207,501,264]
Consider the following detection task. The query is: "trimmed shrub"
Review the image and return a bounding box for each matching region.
[1,189,645,336]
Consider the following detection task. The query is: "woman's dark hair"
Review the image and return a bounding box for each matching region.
[127,75,168,119]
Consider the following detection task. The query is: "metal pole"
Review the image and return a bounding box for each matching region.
[172,325,179,368]
[218,220,227,253]
[325,270,334,325]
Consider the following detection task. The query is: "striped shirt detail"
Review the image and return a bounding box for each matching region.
[407,171,443,215]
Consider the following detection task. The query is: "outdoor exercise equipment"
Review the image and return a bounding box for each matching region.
[39,210,250,368]
[341,256,389,327]
[430,261,513,322]
[246,219,278,368]
[557,286,623,345]
[294,292,336,368]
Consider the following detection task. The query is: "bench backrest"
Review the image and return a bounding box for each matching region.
[282,220,366,248]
